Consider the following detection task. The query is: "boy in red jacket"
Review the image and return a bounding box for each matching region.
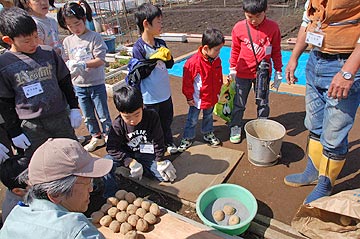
[178,28,225,152]
[228,0,282,144]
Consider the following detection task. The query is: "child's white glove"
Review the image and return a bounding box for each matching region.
[228,67,237,81]
[0,143,10,164]
[12,133,31,149]
[271,71,283,91]
[157,160,176,182]
[66,60,86,78]
[129,159,143,180]
[69,109,82,129]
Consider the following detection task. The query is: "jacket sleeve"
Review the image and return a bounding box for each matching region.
[106,118,133,164]
[230,24,242,68]
[0,97,22,138]
[271,24,283,72]
[58,74,79,109]
[182,59,195,100]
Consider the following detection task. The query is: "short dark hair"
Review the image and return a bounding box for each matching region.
[57,0,93,30]
[243,0,267,14]
[0,7,37,39]
[202,28,225,49]
[0,155,29,190]
[134,3,162,34]
[113,85,143,113]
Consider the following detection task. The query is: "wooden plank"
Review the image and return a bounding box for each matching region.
[116,141,244,204]
[96,209,241,239]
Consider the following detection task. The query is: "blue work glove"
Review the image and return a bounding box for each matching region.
[12,133,31,149]
[69,109,82,129]
[272,71,283,91]
[0,143,10,164]
[157,160,176,182]
[129,159,143,180]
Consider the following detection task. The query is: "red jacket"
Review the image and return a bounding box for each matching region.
[182,47,223,109]
[230,18,282,79]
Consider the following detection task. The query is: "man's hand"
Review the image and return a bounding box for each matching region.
[156,160,176,182]
[129,159,143,180]
[328,72,354,99]
[285,58,298,85]
[69,109,82,129]
[12,133,31,149]
[271,71,283,91]
[0,143,10,164]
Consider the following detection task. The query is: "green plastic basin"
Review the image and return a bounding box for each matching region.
[196,183,258,235]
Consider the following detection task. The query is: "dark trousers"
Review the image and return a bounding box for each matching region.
[144,97,174,145]
[21,110,77,159]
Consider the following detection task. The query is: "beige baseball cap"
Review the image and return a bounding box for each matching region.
[29,138,113,185]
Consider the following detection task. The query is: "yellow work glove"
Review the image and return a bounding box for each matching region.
[149,47,172,61]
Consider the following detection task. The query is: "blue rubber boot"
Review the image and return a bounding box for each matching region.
[304,154,345,204]
[284,135,322,187]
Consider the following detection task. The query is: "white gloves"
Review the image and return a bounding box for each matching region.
[157,160,176,182]
[129,159,143,180]
[66,60,86,78]
[69,109,82,129]
[228,67,237,81]
[12,133,31,149]
[272,71,283,91]
[0,143,10,164]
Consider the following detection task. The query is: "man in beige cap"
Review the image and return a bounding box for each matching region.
[0,138,113,238]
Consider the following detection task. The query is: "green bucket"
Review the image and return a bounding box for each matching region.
[196,183,257,235]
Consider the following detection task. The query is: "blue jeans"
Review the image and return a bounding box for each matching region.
[134,152,164,181]
[230,77,269,127]
[304,50,360,156]
[74,84,112,136]
[183,106,214,139]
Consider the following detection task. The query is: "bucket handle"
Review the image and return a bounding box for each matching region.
[263,141,281,159]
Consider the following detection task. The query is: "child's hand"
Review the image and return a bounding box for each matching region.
[129,159,143,180]
[157,160,176,182]
[223,76,231,86]
[271,71,283,91]
[187,99,195,107]
[228,67,237,81]
[11,133,31,149]
[69,109,82,129]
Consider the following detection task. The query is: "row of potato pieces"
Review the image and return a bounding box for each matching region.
[91,190,161,235]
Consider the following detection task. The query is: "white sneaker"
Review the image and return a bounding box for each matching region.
[230,126,241,144]
[84,137,105,152]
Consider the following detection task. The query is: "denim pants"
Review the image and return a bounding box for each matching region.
[183,106,214,139]
[74,84,112,137]
[145,97,174,145]
[21,110,77,158]
[230,77,269,127]
[304,50,360,156]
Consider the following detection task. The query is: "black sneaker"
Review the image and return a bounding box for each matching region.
[177,138,193,152]
[203,132,221,147]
